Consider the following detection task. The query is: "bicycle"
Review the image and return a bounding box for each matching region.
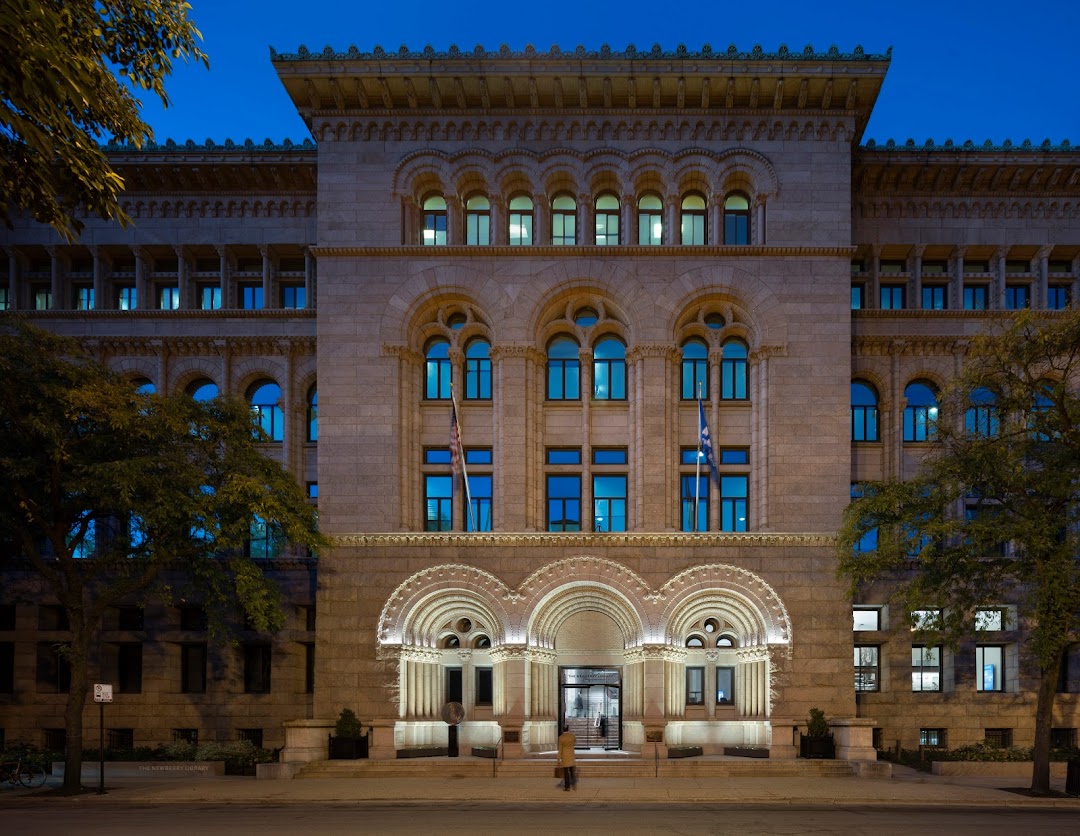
[0,758,48,789]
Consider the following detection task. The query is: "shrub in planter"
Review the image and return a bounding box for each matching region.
[800,707,835,759]
[329,708,369,759]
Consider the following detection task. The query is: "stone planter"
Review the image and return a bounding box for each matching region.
[471,746,498,759]
[667,746,703,759]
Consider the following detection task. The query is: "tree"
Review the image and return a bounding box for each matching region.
[838,308,1080,795]
[0,1,207,240]
[0,323,326,794]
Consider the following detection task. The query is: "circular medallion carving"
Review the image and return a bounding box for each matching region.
[441,701,465,725]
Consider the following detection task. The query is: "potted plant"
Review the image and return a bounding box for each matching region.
[799,708,835,759]
[329,708,369,759]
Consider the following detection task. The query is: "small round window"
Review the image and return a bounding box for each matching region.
[574,308,598,327]
[456,617,472,633]
[704,313,725,330]
[703,618,719,633]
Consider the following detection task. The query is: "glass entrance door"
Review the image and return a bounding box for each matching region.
[560,668,621,750]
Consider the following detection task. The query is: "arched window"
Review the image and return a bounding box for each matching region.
[306,386,318,442]
[248,381,283,442]
[594,193,620,245]
[1030,381,1057,441]
[547,337,580,400]
[686,636,705,648]
[638,194,663,245]
[723,193,750,244]
[422,194,447,246]
[966,387,999,438]
[188,379,218,402]
[721,340,748,400]
[680,193,706,245]
[508,195,533,245]
[574,307,598,327]
[716,635,737,648]
[551,194,577,245]
[904,381,939,442]
[465,195,490,245]
[851,381,879,442]
[133,378,155,396]
[425,339,451,400]
[681,339,708,400]
[593,337,626,400]
[465,339,491,400]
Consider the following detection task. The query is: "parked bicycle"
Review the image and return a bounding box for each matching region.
[0,757,48,789]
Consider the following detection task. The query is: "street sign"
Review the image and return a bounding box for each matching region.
[93,683,113,703]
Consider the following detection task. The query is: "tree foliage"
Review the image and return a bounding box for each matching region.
[0,323,325,793]
[0,0,207,240]
[837,308,1080,795]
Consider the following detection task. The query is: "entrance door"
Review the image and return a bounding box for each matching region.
[560,668,621,750]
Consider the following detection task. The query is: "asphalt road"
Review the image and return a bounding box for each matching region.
[0,803,1077,834]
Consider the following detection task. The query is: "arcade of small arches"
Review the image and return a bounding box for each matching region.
[375,557,791,753]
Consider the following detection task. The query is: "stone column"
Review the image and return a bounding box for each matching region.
[47,246,63,309]
[281,340,296,476]
[1035,246,1052,309]
[215,245,230,309]
[133,247,149,310]
[665,194,679,246]
[910,245,925,309]
[755,200,766,245]
[4,249,19,309]
[709,199,721,245]
[260,245,274,309]
[91,246,108,310]
[488,193,502,245]
[621,194,634,245]
[992,246,1007,309]
[532,193,548,245]
[577,193,592,245]
[868,245,882,310]
[889,341,903,481]
[830,717,879,761]
[175,246,190,309]
[303,247,316,309]
[952,247,966,310]
[445,197,460,245]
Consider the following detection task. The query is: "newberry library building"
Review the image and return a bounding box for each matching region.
[2,42,1079,764]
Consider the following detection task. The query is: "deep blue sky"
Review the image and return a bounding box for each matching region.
[134,1,1079,146]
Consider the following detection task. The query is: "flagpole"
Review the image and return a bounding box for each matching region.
[695,382,703,532]
[451,387,476,532]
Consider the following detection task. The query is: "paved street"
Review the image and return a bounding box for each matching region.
[2,802,1079,835]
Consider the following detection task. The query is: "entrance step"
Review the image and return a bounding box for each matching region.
[295,757,855,780]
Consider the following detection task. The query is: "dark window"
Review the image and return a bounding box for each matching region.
[425,448,452,465]
[720,340,748,400]
[39,605,70,631]
[173,728,198,746]
[475,667,493,706]
[239,284,263,310]
[243,643,272,694]
[116,643,143,693]
[304,643,315,694]
[921,285,947,310]
[593,448,628,465]
[36,642,71,693]
[199,284,221,310]
[43,728,67,751]
[465,340,492,400]
[984,728,1012,748]
[0,604,15,630]
[117,285,137,310]
[722,193,749,244]
[180,607,208,631]
[466,473,493,532]
[854,645,880,692]
[158,285,181,310]
[719,448,749,465]
[963,284,988,310]
[107,728,134,750]
[248,380,283,441]
[508,195,533,246]
[1047,285,1071,310]
[424,475,453,531]
[247,515,283,559]
[117,606,144,631]
[425,339,451,400]
[0,642,14,693]
[547,337,581,400]
[546,475,581,531]
[180,643,207,693]
[851,284,864,310]
[716,667,735,706]
[966,388,999,438]
[1051,728,1077,749]
[306,387,318,442]
[551,194,576,245]
[681,474,709,533]
[446,667,463,704]
[686,667,705,705]
[281,285,306,309]
[238,728,264,748]
[546,448,582,465]
[880,285,905,309]
[1004,284,1029,309]
[851,381,879,442]
[593,338,626,400]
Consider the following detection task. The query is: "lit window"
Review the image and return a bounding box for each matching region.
[720,340,748,400]
[200,285,222,310]
[465,195,490,246]
[593,337,626,400]
[248,381,283,441]
[281,285,306,309]
[975,608,1005,631]
[546,337,580,400]
[976,646,1004,692]
[425,339,452,400]
[854,645,880,692]
[716,667,735,706]
[593,474,627,532]
[159,286,181,310]
[422,195,447,245]
[595,193,620,245]
[680,194,706,245]
[911,609,942,630]
[117,286,137,310]
[853,608,880,631]
[551,194,577,245]
[508,195,533,245]
[920,728,946,747]
[903,381,939,442]
[722,193,749,244]
[240,284,263,310]
[638,194,663,244]
[912,645,942,692]
[681,339,708,400]
[720,475,748,532]
[851,381,879,441]
[686,667,705,705]
[76,287,95,310]
[465,340,491,400]
[424,475,452,531]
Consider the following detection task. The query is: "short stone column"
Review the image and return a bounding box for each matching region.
[829,717,878,761]
[281,718,334,763]
[768,718,798,759]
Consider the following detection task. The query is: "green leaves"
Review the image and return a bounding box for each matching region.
[0,0,208,240]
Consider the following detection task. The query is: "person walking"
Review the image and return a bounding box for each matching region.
[557,725,578,791]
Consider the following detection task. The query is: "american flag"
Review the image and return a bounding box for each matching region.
[449,400,463,476]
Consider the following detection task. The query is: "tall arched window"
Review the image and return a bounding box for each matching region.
[723,193,750,244]
[681,339,709,400]
[465,339,491,400]
[133,378,155,396]
[680,193,706,245]
[593,337,626,400]
[551,194,577,245]
[966,387,999,438]
[904,381,939,442]
[249,380,283,442]
[422,195,447,245]
[306,386,318,442]
[595,193,620,245]
[546,337,580,400]
[188,379,219,402]
[425,339,451,400]
[638,194,663,245]
[721,340,748,400]
[851,381,879,442]
[508,195,533,245]
[465,195,490,245]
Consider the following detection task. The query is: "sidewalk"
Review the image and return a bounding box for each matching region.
[12,765,1079,808]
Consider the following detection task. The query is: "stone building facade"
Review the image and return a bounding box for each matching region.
[1,43,1078,759]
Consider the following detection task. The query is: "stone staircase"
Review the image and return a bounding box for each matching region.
[295,755,855,780]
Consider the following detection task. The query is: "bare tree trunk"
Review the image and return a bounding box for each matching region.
[61,625,93,795]
[1030,654,1062,796]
